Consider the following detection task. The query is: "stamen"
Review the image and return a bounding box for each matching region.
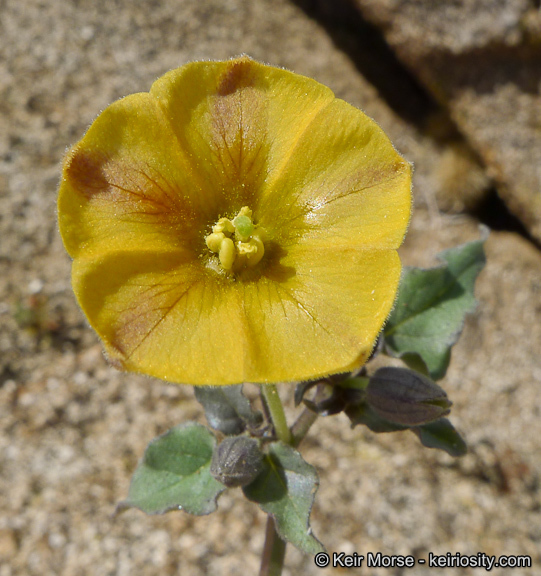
[205,206,266,273]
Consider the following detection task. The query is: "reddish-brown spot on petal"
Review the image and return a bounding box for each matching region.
[107,272,200,365]
[66,147,199,235]
[65,149,109,198]
[209,59,268,202]
[217,57,256,96]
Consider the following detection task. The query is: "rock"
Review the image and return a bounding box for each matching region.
[354,0,541,242]
[431,141,491,213]
[355,0,531,57]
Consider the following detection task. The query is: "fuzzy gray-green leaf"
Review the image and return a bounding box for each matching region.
[414,418,467,457]
[384,235,486,380]
[194,385,262,435]
[121,423,225,516]
[243,442,324,554]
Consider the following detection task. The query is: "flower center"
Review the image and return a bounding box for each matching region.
[205,206,266,273]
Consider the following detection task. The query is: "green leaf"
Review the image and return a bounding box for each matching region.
[346,403,466,456]
[384,234,487,379]
[243,442,324,554]
[120,423,226,516]
[413,418,467,457]
[194,385,262,435]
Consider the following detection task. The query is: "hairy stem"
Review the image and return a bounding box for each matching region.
[259,516,287,576]
[259,384,291,576]
[261,383,291,445]
[291,382,326,447]
[290,407,319,448]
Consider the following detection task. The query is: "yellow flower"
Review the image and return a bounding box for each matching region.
[58,56,411,386]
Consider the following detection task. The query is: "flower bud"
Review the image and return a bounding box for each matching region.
[366,367,451,427]
[210,436,264,488]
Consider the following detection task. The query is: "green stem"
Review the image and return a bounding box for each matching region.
[291,382,326,447]
[259,516,287,576]
[262,383,291,445]
[259,384,290,576]
[290,407,318,448]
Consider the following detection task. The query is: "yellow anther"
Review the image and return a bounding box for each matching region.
[205,207,266,273]
[205,232,225,253]
[238,206,252,218]
[237,241,258,256]
[213,218,235,235]
[219,237,236,270]
[251,228,266,243]
[245,235,265,266]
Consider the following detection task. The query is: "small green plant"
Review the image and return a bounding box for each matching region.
[57,56,486,575]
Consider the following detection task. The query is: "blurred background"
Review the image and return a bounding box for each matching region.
[1,1,540,574]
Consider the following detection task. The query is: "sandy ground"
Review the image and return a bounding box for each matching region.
[1,1,540,575]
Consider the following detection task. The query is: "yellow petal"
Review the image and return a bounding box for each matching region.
[58,93,211,260]
[256,98,412,251]
[238,246,402,382]
[72,248,246,384]
[72,241,400,385]
[149,57,335,215]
